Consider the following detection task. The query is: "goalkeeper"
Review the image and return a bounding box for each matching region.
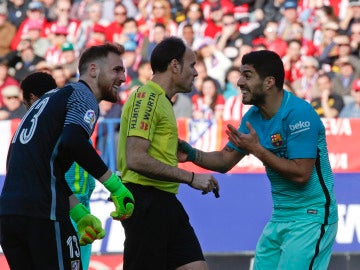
[0,44,134,270]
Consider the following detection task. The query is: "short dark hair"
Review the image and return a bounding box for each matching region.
[21,72,57,101]
[242,50,285,89]
[78,43,125,75]
[150,36,186,73]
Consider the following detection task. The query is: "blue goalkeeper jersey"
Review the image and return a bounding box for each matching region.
[0,81,99,221]
[227,90,338,225]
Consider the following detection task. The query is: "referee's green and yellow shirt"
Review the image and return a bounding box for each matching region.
[118,81,179,194]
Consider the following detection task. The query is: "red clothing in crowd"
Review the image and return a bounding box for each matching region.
[45,20,81,44]
[105,22,124,43]
[252,37,288,58]
[192,94,225,120]
[10,18,49,50]
[0,77,19,107]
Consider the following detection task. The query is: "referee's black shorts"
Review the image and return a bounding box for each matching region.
[0,215,82,270]
[121,183,205,270]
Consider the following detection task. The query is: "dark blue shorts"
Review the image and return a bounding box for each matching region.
[0,215,82,270]
[121,183,205,270]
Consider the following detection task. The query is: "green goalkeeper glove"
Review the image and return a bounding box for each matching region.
[70,203,106,246]
[103,173,135,221]
[178,140,196,161]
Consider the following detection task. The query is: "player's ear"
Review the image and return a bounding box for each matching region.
[264,76,275,89]
[170,59,180,73]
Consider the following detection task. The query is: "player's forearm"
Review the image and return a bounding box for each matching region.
[62,124,108,179]
[252,146,312,184]
[193,149,234,173]
[127,151,194,185]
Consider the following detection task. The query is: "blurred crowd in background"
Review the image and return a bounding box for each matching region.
[0,0,360,123]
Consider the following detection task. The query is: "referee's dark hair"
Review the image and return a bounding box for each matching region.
[150,36,186,73]
[21,72,57,101]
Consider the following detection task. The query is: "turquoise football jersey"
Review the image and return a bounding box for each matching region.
[228,91,338,224]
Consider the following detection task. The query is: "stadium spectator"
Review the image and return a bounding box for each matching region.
[194,37,232,89]
[177,1,207,40]
[85,23,107,48]
[339,78,360,118]
[141,22,169,61]
[203,1,224,38]
[102,0,138,21]
[0,85,26,120]
[69,0,93,21]
[113,17,143,59]
[60,41,78,82]
[34,60,53,74]
[7,38,45,82]
[339,0,360,35]
[243,0,285,43]
[282,39,304,83]
[192,76,225,120]
[10,1,49,51]
[0,58,19,108]
[311,72,344,118]
[172,93,193,119]
[0,3,17,57]
[104,3,127,43]
[223,66,242,100]
[24,19,51,57]
[126,59,152,93]
[51,65,70,88]
[74,0,109,52]
[287,21,317,56]
[137,0,178,42]
[122,44,142,87]
[180,23,202,50]
[349,21,360,57]
[252,20,288,57]
[201,0,234,21]
[7,0,29,29]
[316,20,340,69]
[42,0,57,22]
[332,57,360,104]
[193,57,208,95]
[46,0,81,46]
[215,12,246,62]
[291,56,320,102]
[232,42,253,68]
[278,0,299,41]
[222,87,252,122]
[332,33,360,72]
[44,25,69,66]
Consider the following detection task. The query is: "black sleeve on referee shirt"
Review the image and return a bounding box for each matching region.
[61,124,108,179]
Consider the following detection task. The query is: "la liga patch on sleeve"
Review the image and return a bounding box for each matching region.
[84,110,96,128]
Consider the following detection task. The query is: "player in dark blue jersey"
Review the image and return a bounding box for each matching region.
[178,50,338,270]
[0,44,135,270]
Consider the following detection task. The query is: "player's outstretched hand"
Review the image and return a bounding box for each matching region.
[104,173,135,220]
[70,203,106,246]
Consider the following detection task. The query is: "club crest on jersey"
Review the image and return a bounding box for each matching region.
[71,260,81,270]
[84,110,96,128]
[270,133,283,147]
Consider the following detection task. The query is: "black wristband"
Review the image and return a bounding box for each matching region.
[188,172,195,187]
